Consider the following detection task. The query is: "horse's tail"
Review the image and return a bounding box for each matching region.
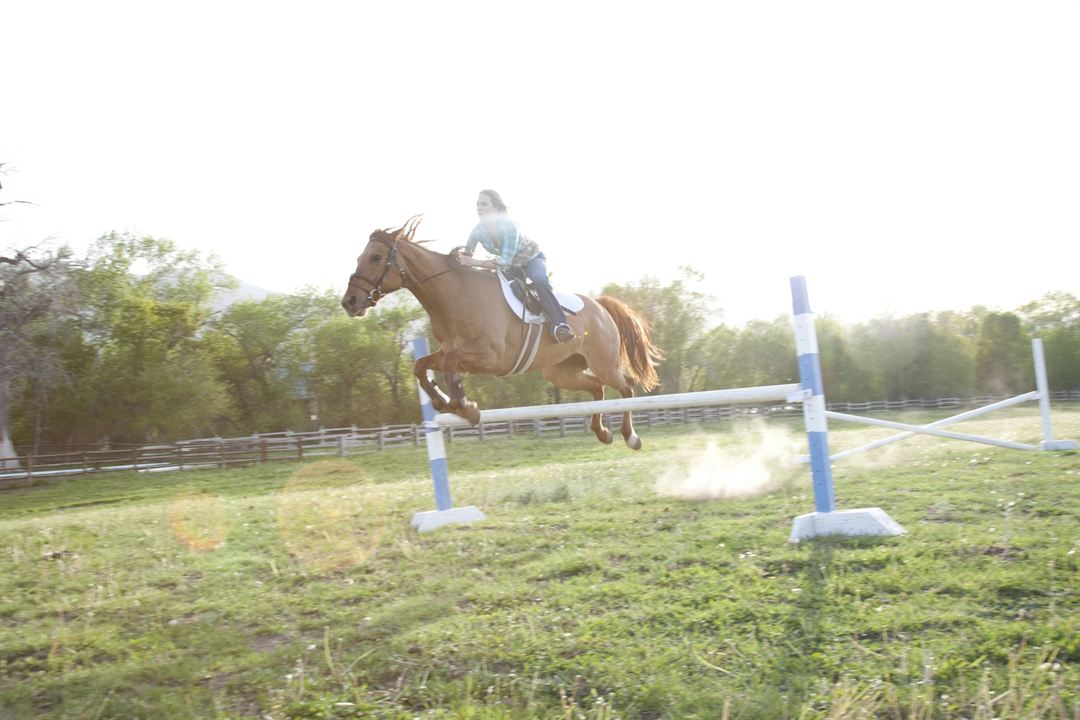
[595,295,664,392]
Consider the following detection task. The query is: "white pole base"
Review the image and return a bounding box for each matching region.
[410,506,486,532]
[1041,439,1079,451]
[789,508,906,542]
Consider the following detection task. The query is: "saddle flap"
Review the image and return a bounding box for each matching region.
[496,271,585,324]
[504,271,543,314]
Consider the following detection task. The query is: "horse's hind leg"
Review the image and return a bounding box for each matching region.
[542,356,612,445]
[591,368,642,450]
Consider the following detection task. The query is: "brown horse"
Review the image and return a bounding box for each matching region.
[341,218,662,449]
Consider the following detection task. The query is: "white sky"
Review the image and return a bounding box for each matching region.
[3,1,1078,326]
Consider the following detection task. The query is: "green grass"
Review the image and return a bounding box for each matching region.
[1,407,1078,719]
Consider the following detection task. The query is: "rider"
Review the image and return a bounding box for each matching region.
[454,189,576,344]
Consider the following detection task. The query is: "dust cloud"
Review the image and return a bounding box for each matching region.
[654,419,803,501]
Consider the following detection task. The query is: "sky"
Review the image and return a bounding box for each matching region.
[3,1,1077,326]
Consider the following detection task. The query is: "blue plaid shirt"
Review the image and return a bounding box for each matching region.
[464,216,539,268]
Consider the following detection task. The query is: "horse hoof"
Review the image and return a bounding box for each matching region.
[463,402,481,426]
[597,428,614,445]
[625,434,642,451]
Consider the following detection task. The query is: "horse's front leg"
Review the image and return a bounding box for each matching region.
[444,371,481,426]
[413,352,450,411]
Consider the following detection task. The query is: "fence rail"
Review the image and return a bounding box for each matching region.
[3,390,1078,482]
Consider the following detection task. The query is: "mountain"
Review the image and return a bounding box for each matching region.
[210,278,275,311]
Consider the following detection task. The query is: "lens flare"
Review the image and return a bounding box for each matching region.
[276,460,386,572]
[168,490,229,551]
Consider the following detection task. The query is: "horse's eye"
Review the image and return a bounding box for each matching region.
[372,254,382,262]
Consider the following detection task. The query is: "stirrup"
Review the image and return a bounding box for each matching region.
[552,323,576,344]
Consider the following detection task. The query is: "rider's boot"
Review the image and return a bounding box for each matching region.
[552,322,576,343]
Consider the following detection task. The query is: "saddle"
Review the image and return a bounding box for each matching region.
[502,267,543,315]
[496,267,585,325]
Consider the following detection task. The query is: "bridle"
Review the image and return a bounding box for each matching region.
[348,235,405,310]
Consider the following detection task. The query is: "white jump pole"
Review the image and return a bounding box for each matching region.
[1033,338,1079,452]
[433,384,801,427]
[408,337,485,532]
[788,276,905,542]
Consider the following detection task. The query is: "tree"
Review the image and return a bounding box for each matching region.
[975,312,1032,396]
[311,295,426,426]
[686,323,740,392]
[207,289,341,434]
[73,233,231,443]
[0,246,77,463]
[1017,292,1080,391]
[727,317,798,388]
[601,268,713,393]
[815,316,871,403]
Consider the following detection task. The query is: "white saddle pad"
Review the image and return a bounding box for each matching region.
[497,272,585,325]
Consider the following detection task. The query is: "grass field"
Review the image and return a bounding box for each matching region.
[1,406,1078,719]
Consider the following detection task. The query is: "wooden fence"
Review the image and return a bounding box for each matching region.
[3,390,1077,482]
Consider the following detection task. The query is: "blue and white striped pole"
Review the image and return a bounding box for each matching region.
[788,276,904,541]
[412,337,452,511]
[409,338,485,532]
[790,276,836,514]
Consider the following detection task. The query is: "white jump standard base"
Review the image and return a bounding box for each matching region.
[1041,439,1080,451]
[789,508,907,543]
[411,506,487,533]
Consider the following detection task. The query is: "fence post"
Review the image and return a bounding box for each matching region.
[297,437,304,461]
[378,428,386,451]
[219,442,225,469]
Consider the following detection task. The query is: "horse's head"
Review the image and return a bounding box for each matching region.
[341,217,421,317]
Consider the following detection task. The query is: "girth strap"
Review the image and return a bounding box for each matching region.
[499,322,545,377]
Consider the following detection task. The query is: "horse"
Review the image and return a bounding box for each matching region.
[340,217,662,449]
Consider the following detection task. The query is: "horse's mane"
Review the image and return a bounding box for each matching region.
[378,215,439,248]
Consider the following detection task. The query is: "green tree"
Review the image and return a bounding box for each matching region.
[974,312,1032,396]
[1,246,78,459]
[686,323,740,392]
[728,317,798,388]
[1017,292,1080,391]
[815,315,869,403]
[74,233,231,443]
[206,289,339,434]
[601,268,714,394]
[312,295,425,426]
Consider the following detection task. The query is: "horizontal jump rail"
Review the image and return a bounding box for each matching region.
[432,383,803,427]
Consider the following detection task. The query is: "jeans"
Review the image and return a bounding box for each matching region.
[523,252,568,327]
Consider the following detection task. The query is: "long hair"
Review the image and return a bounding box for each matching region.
[479,189,508,213]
